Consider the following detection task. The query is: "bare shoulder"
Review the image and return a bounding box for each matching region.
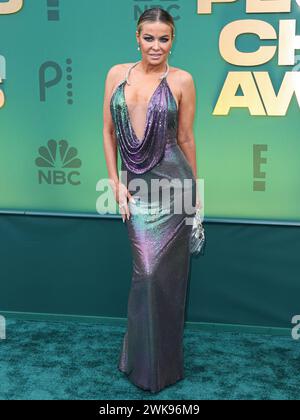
[106,62,135,83]
[168,66,195,106]
[169,66,194,85]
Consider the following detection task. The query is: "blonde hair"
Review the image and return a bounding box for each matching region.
[137,7,175,38]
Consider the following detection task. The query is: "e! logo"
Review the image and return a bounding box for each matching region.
[253,145,268,191]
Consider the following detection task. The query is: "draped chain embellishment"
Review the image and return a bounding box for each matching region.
[125,60,170,85]
[110,61,177,174]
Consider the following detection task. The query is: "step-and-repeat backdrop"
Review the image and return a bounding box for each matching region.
[0,0,299,223]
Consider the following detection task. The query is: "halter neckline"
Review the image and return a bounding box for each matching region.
[109,58,178,174]
[125,60,169,85]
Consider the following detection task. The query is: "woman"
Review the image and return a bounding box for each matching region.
[103,7,201,393]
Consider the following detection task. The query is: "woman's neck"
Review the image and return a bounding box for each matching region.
[137,59,168,76]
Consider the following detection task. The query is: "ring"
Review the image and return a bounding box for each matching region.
[119,203,126,209]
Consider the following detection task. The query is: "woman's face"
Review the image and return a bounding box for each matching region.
[136,21,173,65]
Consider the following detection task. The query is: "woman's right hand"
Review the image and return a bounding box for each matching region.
[111,180,135,222]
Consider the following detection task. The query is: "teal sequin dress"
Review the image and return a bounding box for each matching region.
[110,61,196,393]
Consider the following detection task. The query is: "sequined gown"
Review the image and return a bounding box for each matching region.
[110,61,196,393]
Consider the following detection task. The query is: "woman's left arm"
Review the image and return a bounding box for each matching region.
[177,71,198,181]
[177,71,202,209]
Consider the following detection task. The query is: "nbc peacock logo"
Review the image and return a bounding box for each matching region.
[35,139,82,185]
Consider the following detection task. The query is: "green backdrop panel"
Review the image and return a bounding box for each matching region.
[0,0,299,223]
[0,214,299,329]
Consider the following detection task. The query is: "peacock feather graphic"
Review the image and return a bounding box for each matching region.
[35,140,81,168]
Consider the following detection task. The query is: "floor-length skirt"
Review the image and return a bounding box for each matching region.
[118,142,196,393]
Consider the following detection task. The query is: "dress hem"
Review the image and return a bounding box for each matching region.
[118,365,185,394]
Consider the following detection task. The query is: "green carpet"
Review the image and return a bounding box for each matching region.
[0,319,298,400]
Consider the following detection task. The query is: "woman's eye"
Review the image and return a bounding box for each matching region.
[143,37,169,43]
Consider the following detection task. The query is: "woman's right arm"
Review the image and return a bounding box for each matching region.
[102,65,121,194]
[102,65,132,221]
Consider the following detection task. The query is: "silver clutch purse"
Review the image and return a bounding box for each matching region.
[189,207,205,255]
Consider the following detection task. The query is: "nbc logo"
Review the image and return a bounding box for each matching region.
[35,139,82,185]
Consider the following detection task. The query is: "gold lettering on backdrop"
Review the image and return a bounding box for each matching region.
[0,0,23,14]
[246,0,291,13]
[213,72,266,115]
[198,0,291,13]
[254,72,300,115]
[278,20,300,65]
[219,20,277,66]
[197,0,238,14]
[197,1,300,115]
[213,71,300,115]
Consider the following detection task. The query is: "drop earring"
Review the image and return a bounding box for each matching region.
[137,44,140,51]
[169,50,172,55]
